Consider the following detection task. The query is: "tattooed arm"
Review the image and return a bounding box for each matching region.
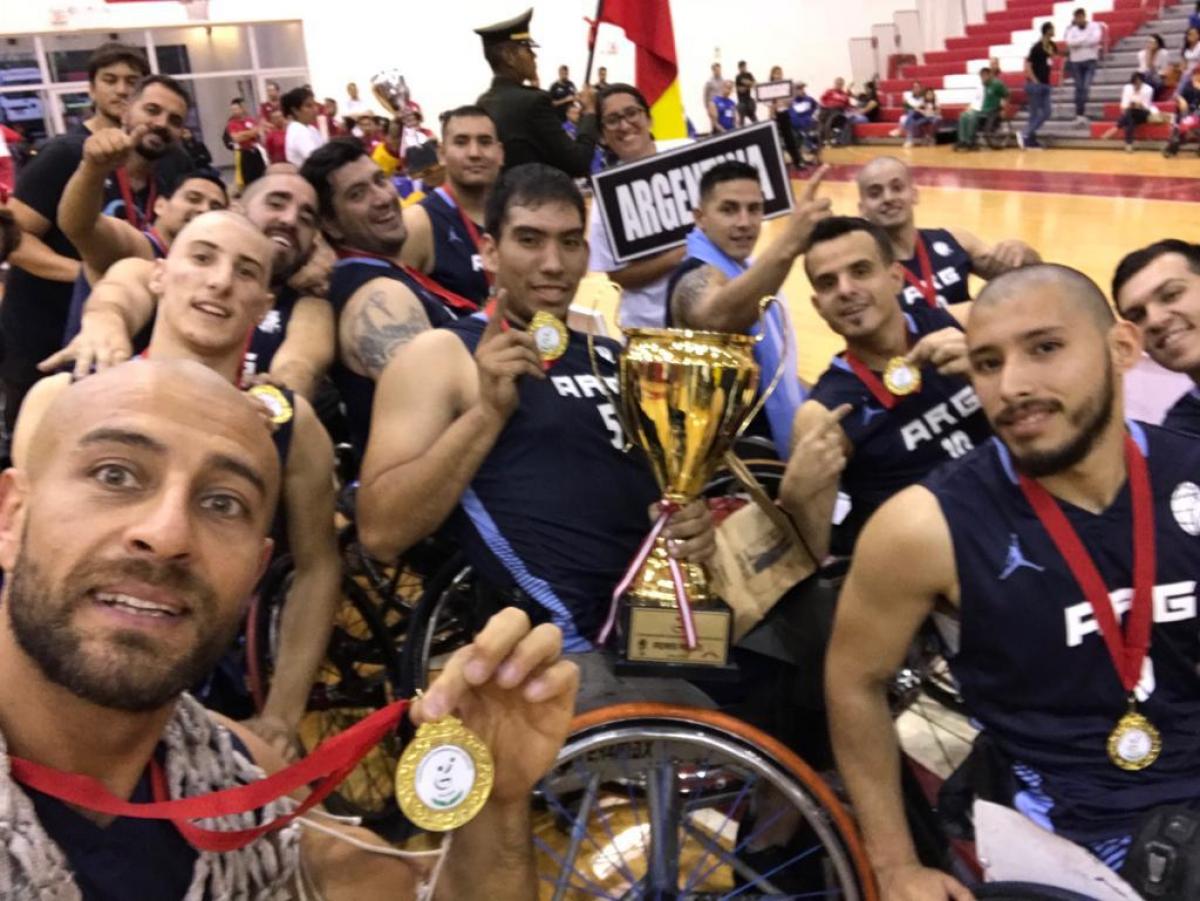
[338,278,434,381]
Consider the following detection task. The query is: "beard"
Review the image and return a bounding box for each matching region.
[134,127,174,161]
[6,547,239,713]
[1006,365,1116,478]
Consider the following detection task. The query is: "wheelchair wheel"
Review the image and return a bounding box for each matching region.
[535,702,877,900]
[397,552,493,697]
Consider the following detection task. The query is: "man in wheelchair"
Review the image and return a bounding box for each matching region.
[828,265,1200,899]
[357,163,717,710]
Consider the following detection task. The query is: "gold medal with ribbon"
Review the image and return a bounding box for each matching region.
[1107,702,1162,771]
[882,357,921,397]
[528,310,568,363]
[247,384,294,425]
[395,713,494,831]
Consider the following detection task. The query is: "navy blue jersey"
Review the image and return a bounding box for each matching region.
[810,306,991,554]
[27,746,198,900]
[242,284,302,383]
[62,230,166,349]
[898,228,972,310]
[927,423,1200,847]
[328,258,454,454]
[713,96,737,130]
[421,189,490,305]
[445,314,658,651]
[1163,387,1200,436]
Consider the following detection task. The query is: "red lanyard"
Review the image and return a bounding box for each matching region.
[1017,435,1155,694]
[439,185,494,288]
[901,234,938,309]
[844,353,899,409]
[9,698,409,854]
[334,246,479,313]
[115,167,156,230]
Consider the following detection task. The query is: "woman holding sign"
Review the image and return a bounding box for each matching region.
[586,84,689,328]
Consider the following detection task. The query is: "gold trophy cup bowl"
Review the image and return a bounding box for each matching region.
[615,327,760,673]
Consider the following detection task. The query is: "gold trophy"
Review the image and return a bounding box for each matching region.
[598,327,761,675]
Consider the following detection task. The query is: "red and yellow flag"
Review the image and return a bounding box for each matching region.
[597,0,686,139]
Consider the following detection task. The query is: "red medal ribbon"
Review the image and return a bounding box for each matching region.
[900,234,938,309]
[844,353,899,410]
[9,697,409,854]
[439,185,494,289]
[1017,434,1155,694]
[334,246,479,313]
[115,166,156,230]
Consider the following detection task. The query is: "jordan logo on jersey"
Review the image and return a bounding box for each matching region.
[901,266,962,309]
[998,534,1044,580]
[1064,580,1197,648]
[899,385,980,452]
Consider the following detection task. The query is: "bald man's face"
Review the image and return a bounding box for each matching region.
[153,214,275,357]
[240,174,319,283]
[857,162,916,230]
[966,287,1126,477]
[1114,253,1200,376]
[0,366,278,712]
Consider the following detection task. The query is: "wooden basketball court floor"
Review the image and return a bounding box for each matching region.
[581,145,1200,386]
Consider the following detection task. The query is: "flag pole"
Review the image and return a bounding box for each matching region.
[583,0,604,85]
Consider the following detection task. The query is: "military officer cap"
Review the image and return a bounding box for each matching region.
[475,7,539,48]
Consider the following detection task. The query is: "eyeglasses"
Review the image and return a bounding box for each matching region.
[601,106,647,129]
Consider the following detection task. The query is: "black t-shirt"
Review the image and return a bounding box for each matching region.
[735,72,755,99]
[1181,81,1200,114]
[1027,40,1055,84]
[548,79,577,119]
[1,136,190,384]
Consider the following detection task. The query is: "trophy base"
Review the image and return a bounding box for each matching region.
[614,598,739,682]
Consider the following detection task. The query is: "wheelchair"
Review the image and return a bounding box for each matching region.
[981,102,1019,151]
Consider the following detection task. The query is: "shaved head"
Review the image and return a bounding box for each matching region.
[2,360,280,713]
[973,264,1116,335]
[855,156,911,194]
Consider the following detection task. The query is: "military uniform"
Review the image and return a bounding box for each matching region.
[474,8,600,177]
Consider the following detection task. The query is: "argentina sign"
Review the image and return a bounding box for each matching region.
[591,120,793,264]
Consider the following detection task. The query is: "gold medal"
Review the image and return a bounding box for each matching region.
[528,311,568,363]
[1107,704,1161,771]
[882,357,921,396]
[395,714,493,831]
[247,384,294,425]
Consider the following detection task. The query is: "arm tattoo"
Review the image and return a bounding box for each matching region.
[350,291,430,378]
[670,265,713,327]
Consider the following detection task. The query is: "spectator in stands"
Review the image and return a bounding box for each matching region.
[1191,2,1200,34]
[905,87,940,147]
[282,86,326,167]
[227,97,265,192]
[259,79,281,124]
[343,81,368,119]
[735,60,757,124]
[857,79,881,123]
[549,65,578,121]
[1164,64,1200,156]
[891,79,924,138]
[955,67,1008,150]
[589,83,686,327]
[1102,72,1157,151]
[595,66,609,89]
[1064,7,1103,123]
[790,81,820,158]
[703,62,724,110]
[357,113,383,155]
[1183,27,1200,82]
[819,77,854,145]
[321,98,347,139]
[1138,35,1170,93]
[769,66,804,168]
[1022,22,1057,149]
[709,81,738,133]
[263,109,287,164]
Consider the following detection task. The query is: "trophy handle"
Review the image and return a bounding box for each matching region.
[586,282,636,449]
[734,295,790,440]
